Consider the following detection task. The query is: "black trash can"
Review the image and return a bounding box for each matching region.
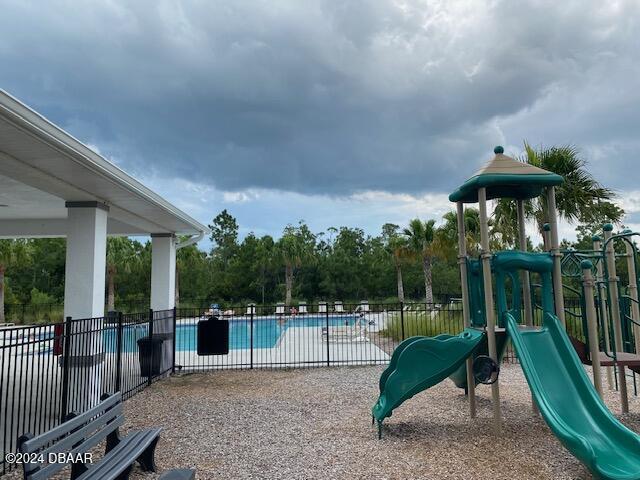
[137,335,164,377]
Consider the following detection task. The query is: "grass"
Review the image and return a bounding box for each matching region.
[381,308,465,341]
[380,304,587,344]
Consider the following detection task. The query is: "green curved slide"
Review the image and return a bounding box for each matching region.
[506,311,640,480]
[372,328,484,433]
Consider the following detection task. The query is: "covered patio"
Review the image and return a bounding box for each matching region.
[0,89,209,319]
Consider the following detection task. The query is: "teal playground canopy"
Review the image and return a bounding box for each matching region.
[448,146,563,203]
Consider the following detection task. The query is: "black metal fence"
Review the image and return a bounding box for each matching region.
[174,302,467,371]
[0,309,174,475]
[0,298,596,476]
[174,300,587,371]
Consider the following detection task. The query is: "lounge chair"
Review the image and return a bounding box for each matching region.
[203,303,220,318]
[322,317,368,343]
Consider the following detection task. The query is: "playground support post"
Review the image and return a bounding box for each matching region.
[623,239,640,355]
[517,199,538,414]
[582,261,603,398]
[478,187,501,431]
[542,223,551,252]
[593,236,614,390]
[546,187,566,327]
[456,201,476,418]
[517,200,533,327]
[603,225,629,413]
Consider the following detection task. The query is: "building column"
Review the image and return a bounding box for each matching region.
[63,201,108,413]
[150,234,177,375]
[151,234,176,311]
[63,202,108,319]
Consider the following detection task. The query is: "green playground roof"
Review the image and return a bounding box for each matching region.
[449,146,563,203]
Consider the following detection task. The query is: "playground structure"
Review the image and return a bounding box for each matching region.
[372,147,640,480]
[558,229,640,407]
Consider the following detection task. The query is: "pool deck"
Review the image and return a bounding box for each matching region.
[176,323,390,370]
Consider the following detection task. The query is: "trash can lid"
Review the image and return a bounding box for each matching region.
[137,336,164,344]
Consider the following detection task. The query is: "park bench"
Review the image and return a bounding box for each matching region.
[18,392,161,480]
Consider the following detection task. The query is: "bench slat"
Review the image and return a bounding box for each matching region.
[42,406,123,457]
[27,416,125,480]
[29,427,160,480]
[76,428,162,480]
[21,393,163,480]
[22,393,122,453]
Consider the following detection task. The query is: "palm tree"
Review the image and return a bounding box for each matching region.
[403,219,444,304]
[382,224,408,302]
[105,238,139,312]
[389,236,408,303]
[277,222,315,306]
[494,143,623,247]
[254,236,275,305]
[0,239,30,323]
[441,208,482,255]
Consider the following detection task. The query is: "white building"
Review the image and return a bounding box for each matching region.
[0,90,209,320]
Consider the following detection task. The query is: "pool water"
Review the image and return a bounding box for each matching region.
[105,315,360,352]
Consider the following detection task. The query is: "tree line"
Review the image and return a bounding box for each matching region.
[0,144,624,323]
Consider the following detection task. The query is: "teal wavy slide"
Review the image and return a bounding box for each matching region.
[506,311,640,480]
[372,328,484,424]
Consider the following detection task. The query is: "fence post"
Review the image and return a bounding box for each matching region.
[60,316,73,422]
[250,305,254,369]
[325,306,330,367]
[147,309,154,386]
[172,307,177,374]
[400,301,405,340]
[115,312,123,393]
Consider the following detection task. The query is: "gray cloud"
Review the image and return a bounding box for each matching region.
[1,0,638,196]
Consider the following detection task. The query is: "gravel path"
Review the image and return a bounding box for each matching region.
[6,364,640,479]
[123,364,639,480]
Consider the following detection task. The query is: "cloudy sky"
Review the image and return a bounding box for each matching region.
[1,0,639,246]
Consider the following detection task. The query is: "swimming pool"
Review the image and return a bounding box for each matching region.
[106,315,360,352]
